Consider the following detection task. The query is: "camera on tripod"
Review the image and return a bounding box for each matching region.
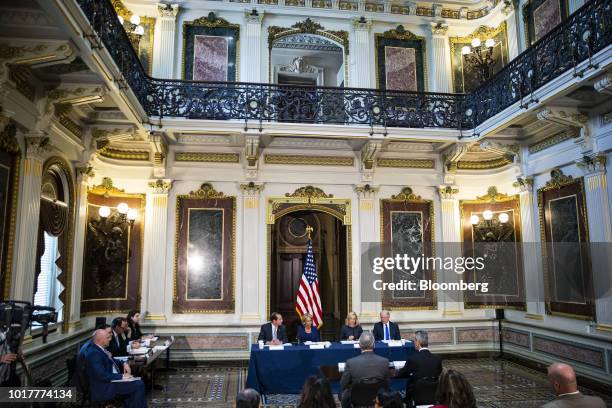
[0,300,58,353]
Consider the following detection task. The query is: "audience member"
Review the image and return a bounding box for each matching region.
[127,310,143,341]
[375,389,404,408]
[396,330,442,405]
[236,388,260,408]
[297,375,335,408]
[297,313,320,343]
[372,310,401,341]
[340,332,389,408]
[432,369,476,408]
[84,329,147,408]
[340,311,363,341]
[541,363,605,408]
[80,324,112,355]
[109,317,139,357]
[257,312,288,345]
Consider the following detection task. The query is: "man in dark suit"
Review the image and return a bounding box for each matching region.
[396,330,442,406]
[372,310,401,341]
[84,329,147,408]
[541,363,605,408]
[108,318,131,357]
[340,332,389,408]
[257,312,288,345]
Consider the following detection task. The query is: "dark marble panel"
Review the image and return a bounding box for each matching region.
[375,35,425,92]
[186,209,223,300]
[534,0,562,41]
[391,211,423,299]
[183,24,238,81]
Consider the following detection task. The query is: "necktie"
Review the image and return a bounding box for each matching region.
[272,326,277,341]
[385,324,390,340]
[104,349,120,373]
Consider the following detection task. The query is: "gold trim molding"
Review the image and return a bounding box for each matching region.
[264,154,354,166]
[186,182,225,199]
[376,158,435,168]
[528,131,576,153]
[462,186,516,204]
[457,157,513,169]
[98,147,150,161]
[175,152,240,163]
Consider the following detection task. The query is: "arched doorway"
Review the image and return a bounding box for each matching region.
[266,186,352,341]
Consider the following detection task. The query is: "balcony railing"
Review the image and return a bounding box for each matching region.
[77,0,611,131]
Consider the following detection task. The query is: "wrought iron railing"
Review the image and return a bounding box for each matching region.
[76,0,611,130]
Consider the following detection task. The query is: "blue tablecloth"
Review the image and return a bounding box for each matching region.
[245,342,415,394]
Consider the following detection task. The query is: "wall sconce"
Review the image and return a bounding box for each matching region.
[470,210,509,226]
[470,210,511,242]
[99,203,138,228]
[461,37,497,83]
[118,14,145,49]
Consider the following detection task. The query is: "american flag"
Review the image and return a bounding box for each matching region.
[296,239,323,328]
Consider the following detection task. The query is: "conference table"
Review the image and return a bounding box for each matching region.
[246,341,415,394]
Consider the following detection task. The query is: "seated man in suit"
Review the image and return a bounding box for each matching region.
[257,312,288,345]
[84,329,147,408]
[541,363,605,408]
[339,332,389,408]
[109,318,139,357]
[396,330,442,406]
[79,324,112,356]
[372,310,401,341]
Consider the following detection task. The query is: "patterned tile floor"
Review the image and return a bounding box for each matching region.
[147,359,612,407]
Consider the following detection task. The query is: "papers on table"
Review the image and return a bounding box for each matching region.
[303,341,331,349]
[112,376,141,383]
[386,340,404,347]
[353,343,361,348]
[153,345,168,352]
[340,340,358,344]
[338,362,346,372]
[393,361,406,370]
[268,345,285,351]
[129,347,149,355]
[115,356,129,362]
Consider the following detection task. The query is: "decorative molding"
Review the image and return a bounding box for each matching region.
[264,154,353,166]
[352,16,372,30]
[593,73,612,95]
[156,3,179,18]
[360,140,382,171]
[456,156,514,169]
[471,186,515,203]
[430,21,449,36]
[286,185,333,199]
[391,186,424,202]
[380,24,424,41]
[268,18,349,51]
[479,140,519,161]
[449,22,508,53]
[354,184,379,199]
[187,182,225,199]
[148,179,172,194]
[513,177,534,192]
[438,185,459,199]
[542,168,574,190]
[0,120,19,153]
[240,181,264,194]
[89,177,127,197]
[443,142,471,171]
[175,152,240,163]
[376,158,435,168]
[244,9,264,24]
[576,153,607,176]
[528,129,578,153]
[98,147,150,161]
[188,12,238,32]
[536,107,589,137]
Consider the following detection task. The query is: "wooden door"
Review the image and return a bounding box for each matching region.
[275,253,304,342]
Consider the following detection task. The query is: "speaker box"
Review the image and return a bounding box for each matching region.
[495,309,505,320]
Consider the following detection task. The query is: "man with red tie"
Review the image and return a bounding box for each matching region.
[84,329,147,408]
[372,310,401,341]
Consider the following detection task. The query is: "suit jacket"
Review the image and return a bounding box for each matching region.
[84,344,124,402]
[257,322,288,343]
[128,321,143,341]
[397,348,442,399]
[340,325,363,341]
[340,351,389,394]
[297,325,320,343]
[372,321,401,341]
[108,331,128,357]
[540,392,606,408]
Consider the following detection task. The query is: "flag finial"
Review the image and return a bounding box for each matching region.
[306,225,313,240]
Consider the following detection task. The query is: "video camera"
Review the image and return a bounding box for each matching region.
[0,300,57,353]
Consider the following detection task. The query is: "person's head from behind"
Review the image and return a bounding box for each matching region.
[298,376,335,408]
[547,363,578,395]
[92,329,111,348]
[436,369,477,408]
[414,330,428,350]
[127,310,141,324]
[359,331,375,352]
[236,388,260,408]
[270,312,283,327]
[375,389,403,408]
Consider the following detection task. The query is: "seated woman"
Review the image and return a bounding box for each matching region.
[126,310,143,341]
[340,311,363,341]
[297,313,320,343]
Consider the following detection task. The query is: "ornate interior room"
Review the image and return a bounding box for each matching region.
[0,0,611,405]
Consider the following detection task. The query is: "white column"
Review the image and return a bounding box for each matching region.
[242,10,264,83]
[569,0,584,13]
[240,183,264,322]
[430,23,452,93]
[152,3,179,79]
[578,155,612,325]
[66,166,93,330]
[11,134,46,302]
[355,185,379,317]
[505,9,520,59]
[515,177,545,317]
[438,186,463,315]
[352,18,373,88]
[143,179,172,322]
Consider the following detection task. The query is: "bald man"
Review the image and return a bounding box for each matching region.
[84,329,147,408]
[541,363,605,408]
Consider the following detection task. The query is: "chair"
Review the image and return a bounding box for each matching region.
[350,376,388,408]
[411,376,439,407]
[67,354,123,408]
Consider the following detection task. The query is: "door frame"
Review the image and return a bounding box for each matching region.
[266,186,352,320]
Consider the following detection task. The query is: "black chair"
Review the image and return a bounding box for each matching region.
[67,354,123,408]
[411,376,439,407]
[350,376,388,408]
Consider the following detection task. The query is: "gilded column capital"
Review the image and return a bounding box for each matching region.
[576,153,607,177]
[513,176,534,193]
[148,178,173,194]
[240,181,265,196]
[353,16,372,31]
[157,3,179,18]
[75,164,95,184]
[354,184,379,199]
[244,9,264,24]
[25,132,50,161]
[438,185,458,199]
[430,21,448,37]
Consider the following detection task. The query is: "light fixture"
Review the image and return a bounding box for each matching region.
[462,36,498,84]
[127,208,138,221]
[485,38,495,48]
[483,210,493,221]
[118,15,124,25]
[117,202,129,214]
[470,214,480,225]
[498,213,509,223]
[461,46,471,55]
[99,206,111,218]
[134,25,145,35]
[471,38,481,48]
[130,15,140,25]
[119,14,145,50]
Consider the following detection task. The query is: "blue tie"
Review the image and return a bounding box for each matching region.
[384,324,390,340]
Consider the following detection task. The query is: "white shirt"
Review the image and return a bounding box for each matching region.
[272,325,277,341]
[96,344,119,374]
[558,391,580,397]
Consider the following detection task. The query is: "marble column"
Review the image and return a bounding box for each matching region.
[437,186,463,315]
[11,134,47,302]
[355,185,379,317]
[242,10,264,83]
[514,177,545,318]
[352,18,373,88]
[66,165,94,330]
[240,183,264,322]
[430,22,452,93]
[577,155,612,326]
[152,4,179,79]
[143,179,172,322]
